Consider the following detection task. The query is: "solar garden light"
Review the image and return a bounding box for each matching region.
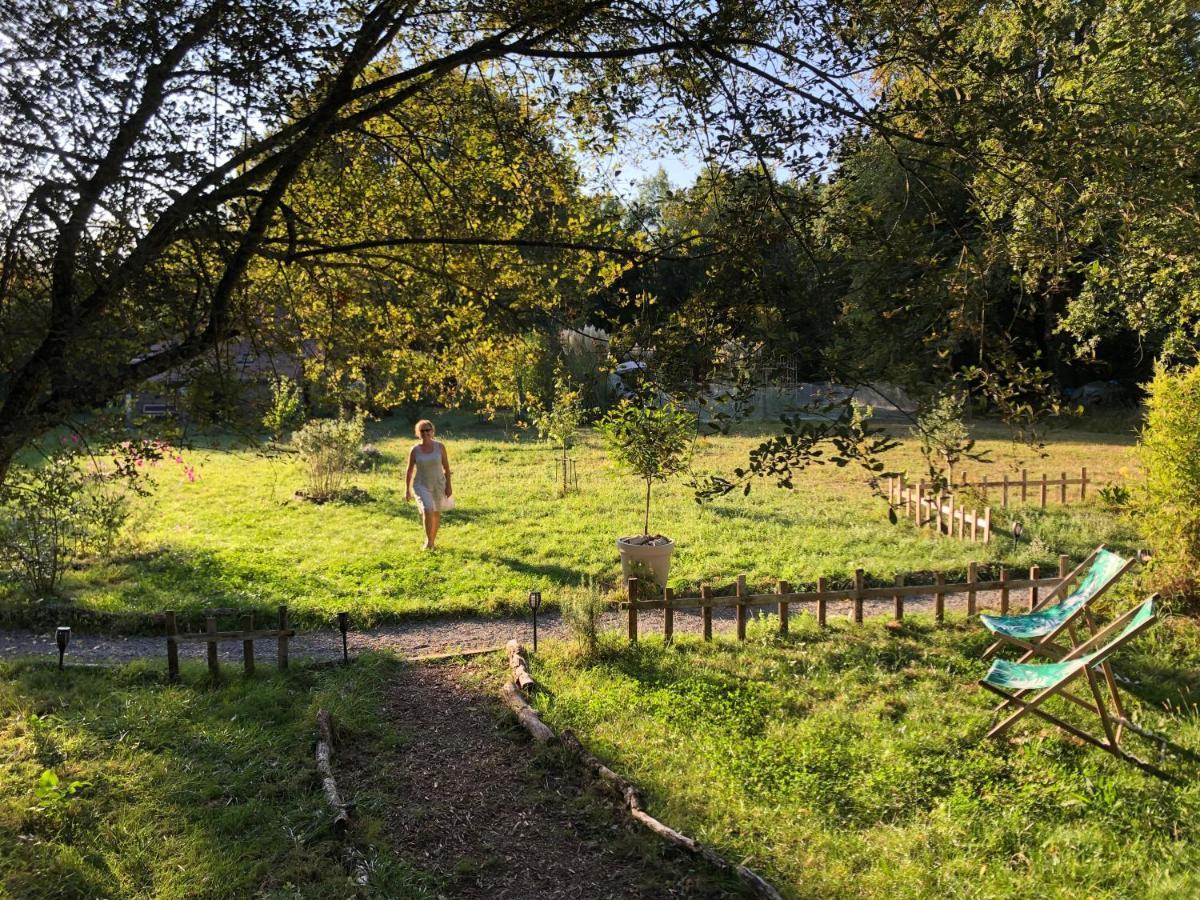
[337,612,350,665]
[55,626,71,670]
[1011,520,1024,552]
[528,590,542,651]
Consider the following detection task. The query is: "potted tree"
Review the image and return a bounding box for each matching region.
[599,394,694,587]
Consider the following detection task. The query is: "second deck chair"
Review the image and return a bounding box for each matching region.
[979,596,1163,776]
[979,546,1135,661]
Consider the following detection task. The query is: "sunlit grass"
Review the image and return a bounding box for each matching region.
[2,413,1142,630]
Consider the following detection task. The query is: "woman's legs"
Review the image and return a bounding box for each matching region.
[428,511,441,548]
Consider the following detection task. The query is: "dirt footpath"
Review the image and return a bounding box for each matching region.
[340,660,746,899]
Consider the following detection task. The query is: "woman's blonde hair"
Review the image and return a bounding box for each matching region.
[414,419,435,438]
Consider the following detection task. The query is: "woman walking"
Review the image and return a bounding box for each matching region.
[405,419,454,549]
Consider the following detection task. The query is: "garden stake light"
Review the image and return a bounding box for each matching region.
[56,626,71,670]
[1011,520,1023,552]
[337,612,350,665]
[528,590,542,651]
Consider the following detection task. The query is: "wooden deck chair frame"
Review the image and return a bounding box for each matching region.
[979,596,1165,778]
[981,545,1136,662]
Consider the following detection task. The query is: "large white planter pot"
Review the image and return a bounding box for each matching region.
[616,536,675,588]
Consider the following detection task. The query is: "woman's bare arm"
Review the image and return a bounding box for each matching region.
[440,442,453,497]
[404,447,416,500]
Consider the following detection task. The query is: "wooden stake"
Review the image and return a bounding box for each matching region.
[242,612,255,675]
[1060,471,1067,504]
[701,585,713,641]
[935,572,945,624]
[916,482,925,524]
[627,578,638,643]
[1059,554,1070,579]
[947,493,955,537]
[1029,565,1040,611]
[777,580,790,635]
[936,492,944,534]
[1002,473,1009,508]
[983,506,992,544]
[817,577,827,627]
[893,573,904,622]
[1021,468,1028,503]
[981,474,989,498]
[165,610,179,682]
[853,568,864,624]
[1040,472,1048,508]
[1081,466,1088,501]
[736,574,747,641]
[967,562,978,617]
[206,614,218,678]
[663,587,674,644]
[277,605,289,671]
[970,509,978,543]
[1000,566,1009,615]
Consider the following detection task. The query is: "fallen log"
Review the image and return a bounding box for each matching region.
[315,708,352,836]
[500,681,555,743]
[506,639,536,690]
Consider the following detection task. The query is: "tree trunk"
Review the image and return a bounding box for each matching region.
[644,479,652,536]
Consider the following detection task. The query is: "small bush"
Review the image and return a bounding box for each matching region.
[534,372,586,495]
[561,579,608,658]
[262,375,304,441]
[293,413,366,501]
[1137,364,1200,604]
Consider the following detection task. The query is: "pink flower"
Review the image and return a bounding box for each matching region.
[185,467,196,483]
[175,455,184,464]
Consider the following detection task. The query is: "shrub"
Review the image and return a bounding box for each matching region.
[1137,364,1200,603]
[561,578,608,658]
[293,413,366,501]
[0,455,87,594]
[262,375,304,441]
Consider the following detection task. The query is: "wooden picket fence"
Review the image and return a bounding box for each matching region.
[888,477,992,543]
[893,467,1093,510]
[619,556,1077,643]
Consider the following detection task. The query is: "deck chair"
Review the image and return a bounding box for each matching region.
[979,596,1163,776]
[980,546,1135,661]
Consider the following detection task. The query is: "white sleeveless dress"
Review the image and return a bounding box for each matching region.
[412,441,454,513]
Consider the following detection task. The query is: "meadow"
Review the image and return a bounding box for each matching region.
[527,615,1200,899]
[0,413,1143,631]
[0,654,448,899]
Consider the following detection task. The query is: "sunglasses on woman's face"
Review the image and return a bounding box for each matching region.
[420,428,432,433]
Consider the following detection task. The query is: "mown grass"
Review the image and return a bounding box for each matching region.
[0,653,445,899]
[528,612,1200,899]
[1,413,1142,631]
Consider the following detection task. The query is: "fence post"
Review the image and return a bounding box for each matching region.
[957,506,965,540]
[935,572,945,624]
[899,475,907,512]
[893,573,904,623]
[981,474,989,499]
[777,580,790,635]
[1059,471,1067,504]
[627,578,638,643]
[1021,468,1029,503]
[916,482,925,525]
[936,493,944,535]
[736,574,747,641]
[277,605,289,671]
[999,566,1009,615]
[967,562,978,617]
[701,585,713,641]
[947,494,955,537]
[166,610,179,682]
[817,576,828,627]
[663,586,674,644]
[983,507,992,544]
[970,509,978,542]
[1002,473,1009,508]
[242,612,255,676]
[206,613,219,678]
[853,568,864,624]
[1040,472,1048,508]
[1059,554,1070,580]
[1080,466,1088,501]
[1028,565,1040,611]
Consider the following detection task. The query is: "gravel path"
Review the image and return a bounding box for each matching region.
[0,591,1009,667]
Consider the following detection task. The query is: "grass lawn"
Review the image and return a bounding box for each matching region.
[0,653,450,899]
[1,413,1142,631]
[527,613,1200,899]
